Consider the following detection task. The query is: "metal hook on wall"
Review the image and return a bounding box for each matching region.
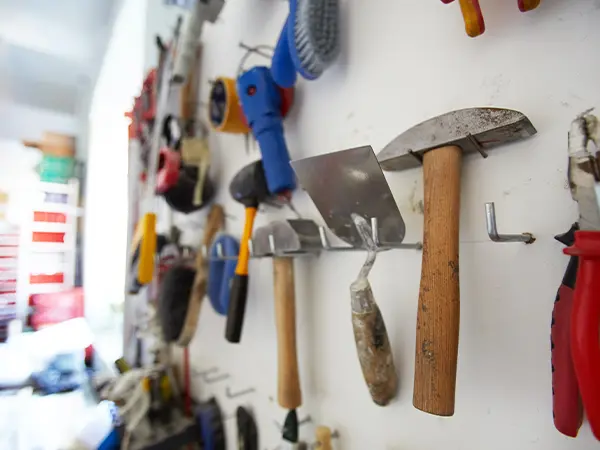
[485,202,535,244]
[225,386,256,399]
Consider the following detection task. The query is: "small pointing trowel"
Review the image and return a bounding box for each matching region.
[291,146,401,405]
[291,145,406,247]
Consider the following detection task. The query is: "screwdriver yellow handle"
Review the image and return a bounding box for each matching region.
[137,213,156,284]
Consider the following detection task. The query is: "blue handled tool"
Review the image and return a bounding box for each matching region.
[237,67,296,195]
[208,235,239,316]
[271,0,340,87]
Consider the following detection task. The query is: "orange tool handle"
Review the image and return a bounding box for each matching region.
[225,207,257,343]
[518,0,541,12]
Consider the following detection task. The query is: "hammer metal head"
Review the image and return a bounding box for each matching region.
[377,107,536,171]
[252,220,321,256]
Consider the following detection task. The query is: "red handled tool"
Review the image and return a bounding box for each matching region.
[560,112,600,440]
[552,224,583,437]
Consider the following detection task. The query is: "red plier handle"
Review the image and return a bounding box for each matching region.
[565,230,600,440]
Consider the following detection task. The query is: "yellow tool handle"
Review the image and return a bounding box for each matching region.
[518,0,541,12]
[225,207,257,343]
[458,0,485,37]
[137,213,157,285]
[235,207,257,276]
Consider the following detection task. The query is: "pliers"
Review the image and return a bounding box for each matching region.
[442,0,542,38]
[553,111,600,439]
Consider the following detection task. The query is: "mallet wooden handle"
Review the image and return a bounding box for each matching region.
[273,257,302,409]
[414,145,462,416]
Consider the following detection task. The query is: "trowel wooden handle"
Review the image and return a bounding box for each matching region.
[273,257,302,410]
[414,145,462,416]
[352,304,398,406]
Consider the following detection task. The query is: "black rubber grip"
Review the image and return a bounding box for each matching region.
[225,274,249,343]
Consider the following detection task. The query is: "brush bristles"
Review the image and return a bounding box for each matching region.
[294,0,340,78]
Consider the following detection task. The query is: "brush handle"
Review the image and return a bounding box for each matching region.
[352,297,397,406]
[414,145,461,416]
[271,16,297,89]
[274,257,302,409]
[225,207,257,343]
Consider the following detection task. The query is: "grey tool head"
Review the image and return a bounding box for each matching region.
[252,220,322,256]
[568,112,600,231]
[291,146,406,247]
[377,107,537,171]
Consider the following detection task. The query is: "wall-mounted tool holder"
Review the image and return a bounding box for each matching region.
[202,218,422,261]
[485,202,535,244]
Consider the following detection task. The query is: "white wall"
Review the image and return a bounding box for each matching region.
[85,0,146,329]
[0,101,79,143]
[172,0,600,449]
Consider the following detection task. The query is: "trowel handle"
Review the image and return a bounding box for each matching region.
[273,257,302,409]
[352,303,398,406]
[414,145,461,417]
[225,207,257,343]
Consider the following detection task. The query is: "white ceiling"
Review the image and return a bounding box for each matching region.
[0,0,120,116]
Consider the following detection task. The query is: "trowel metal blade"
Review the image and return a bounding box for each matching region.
[291,146,406,247]
[377,107,537,172]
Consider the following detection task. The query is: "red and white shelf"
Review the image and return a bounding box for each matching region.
[17,180,79,320]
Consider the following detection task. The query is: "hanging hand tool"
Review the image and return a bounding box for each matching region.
[172,0,225,83]
[378,107,536,416]
[563,111,600,440]
[349,214,398,406]
[552,223,583,437]
[237,67,296,196]
[225,160,271,343]
[138,19,182,285]
[236,406,258,450]
[442,0,485,37]
[291,146,405,405]
[518,0,542,12]
[174,204,225,347]
[443,0,542,37]
[253,220,321,414]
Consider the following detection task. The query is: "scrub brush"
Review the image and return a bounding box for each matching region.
[271,0,340,87]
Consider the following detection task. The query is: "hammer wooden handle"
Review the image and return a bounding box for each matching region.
[274,257,302,409]
[414,145,462,416]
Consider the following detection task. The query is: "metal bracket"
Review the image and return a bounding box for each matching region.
[193,367,231,383]
[225,386,256,399]
[485,202,535,244]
